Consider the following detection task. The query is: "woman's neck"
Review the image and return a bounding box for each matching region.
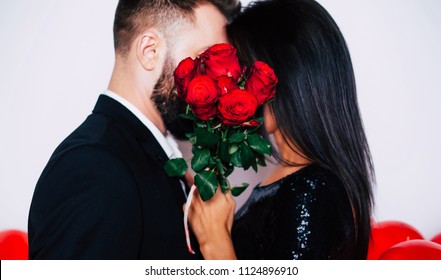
[260,130,311,186]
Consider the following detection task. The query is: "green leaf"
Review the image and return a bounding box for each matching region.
[164,158,188,177]
[194,170,218,201]
[185,132,195,137]
[220,179,229,193]
[240,142,254,170]
[230,150,242,167]
[231,183,249,197]
[257,153,267,167]
[209,156,217,166]
[228,144,239,155]
[196,122,206,128]
[219,139,230,162]
[224,165,234,177]
[189,136,197,145]
[195,127,220,147]
[228,133,246,144]
[247,134,272,155]
[215,159,225,176]
[191,149,211,172]
[244,124,261,134]
[185,132,197,145]
[251,160,258,173]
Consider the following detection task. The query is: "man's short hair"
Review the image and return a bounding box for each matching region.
[113,0,241,55]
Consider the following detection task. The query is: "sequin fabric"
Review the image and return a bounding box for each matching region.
[232,164,356,259]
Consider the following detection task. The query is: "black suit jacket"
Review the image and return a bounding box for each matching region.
[28,95,200,259]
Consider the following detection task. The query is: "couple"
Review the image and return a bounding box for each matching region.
[28,0,374,260]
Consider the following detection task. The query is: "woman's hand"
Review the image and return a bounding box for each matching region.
[185,187,237,259]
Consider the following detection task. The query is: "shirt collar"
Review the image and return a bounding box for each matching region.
[102,90,182,159]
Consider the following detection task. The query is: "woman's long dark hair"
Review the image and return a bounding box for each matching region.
[228,0,375,259]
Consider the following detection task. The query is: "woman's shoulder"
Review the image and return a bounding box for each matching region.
[281,163,339,185]
[277,164,346,202]
[275,164,354,229]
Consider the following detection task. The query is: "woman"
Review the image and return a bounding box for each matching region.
[187,0,375,259]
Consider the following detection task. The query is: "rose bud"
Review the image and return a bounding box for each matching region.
[218,89,258,126]
[217,75,239,95]
[245,61,278,105]
[185,75,219,120]
[201,43,242,81]
[174,57,200,99]
[241,119,261,127]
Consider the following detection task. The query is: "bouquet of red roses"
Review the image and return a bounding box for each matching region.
[165,43,277,253]
[165,43,278,201]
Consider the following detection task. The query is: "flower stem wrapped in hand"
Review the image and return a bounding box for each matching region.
[164,43,278,253]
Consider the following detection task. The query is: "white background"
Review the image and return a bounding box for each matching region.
[0,0,440,240]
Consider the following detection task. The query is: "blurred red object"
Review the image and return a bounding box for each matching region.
[430,232,441,246]
[379,239,441,260]
[0,230,29,260]
[368,220,424,260]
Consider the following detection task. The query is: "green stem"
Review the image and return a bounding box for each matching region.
[222,126,230,140]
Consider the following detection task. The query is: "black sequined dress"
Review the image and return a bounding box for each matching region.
[232,164,356,259]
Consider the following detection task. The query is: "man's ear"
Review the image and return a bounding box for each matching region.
[136,31,162,71]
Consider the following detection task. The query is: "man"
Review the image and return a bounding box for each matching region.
[28,0,240,259]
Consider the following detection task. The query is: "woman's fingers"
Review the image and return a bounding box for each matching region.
[225,191,235,206]
[223,191,236,232]
[185,185,236,221]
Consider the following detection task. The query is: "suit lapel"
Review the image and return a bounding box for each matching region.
[92,94,187,207]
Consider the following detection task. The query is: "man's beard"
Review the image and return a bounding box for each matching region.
[151,55,194,140]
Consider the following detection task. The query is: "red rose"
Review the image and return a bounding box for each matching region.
[192,106,218,122]
[217,75,239,95]
[201,43,242,81]
[245,61,278,105]
[218,89,258,126]
[174,57,200,99]
[185,75,219,120]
